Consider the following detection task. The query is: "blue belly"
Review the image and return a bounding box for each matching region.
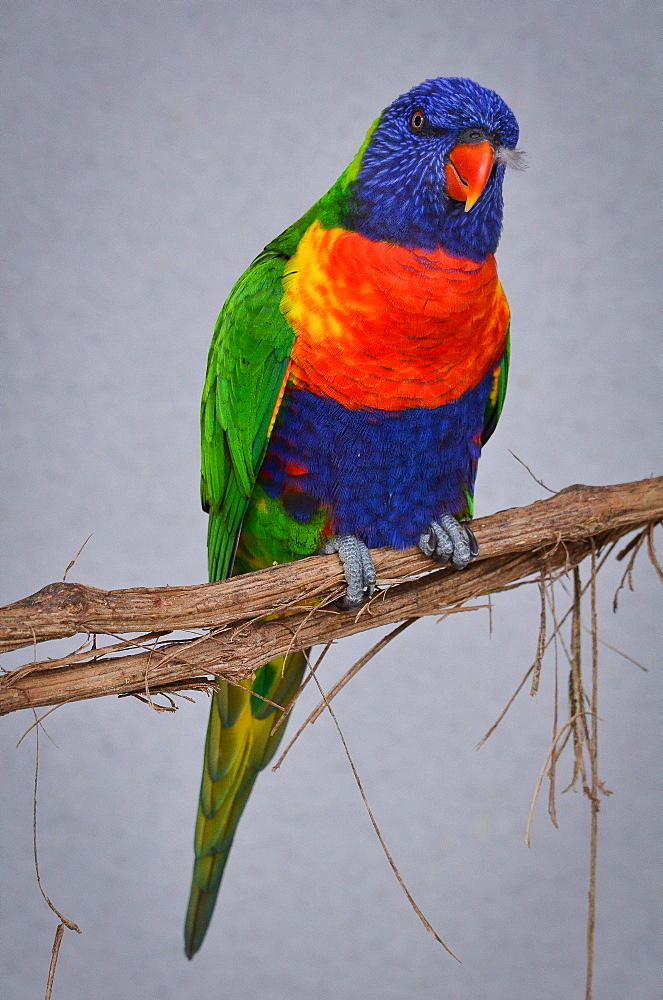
[259,373,493,549]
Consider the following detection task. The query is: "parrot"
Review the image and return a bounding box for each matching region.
[184,75,522,957]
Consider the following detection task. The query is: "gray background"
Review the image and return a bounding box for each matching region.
[1,1,661,998]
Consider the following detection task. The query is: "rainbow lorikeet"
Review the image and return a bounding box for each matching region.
[185,76,521,957]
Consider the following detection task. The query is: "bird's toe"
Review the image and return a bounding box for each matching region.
[320,534,377,608]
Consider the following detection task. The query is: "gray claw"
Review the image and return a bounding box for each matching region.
[320,534,377,608]
[418,514,479,570]
[465,524,479,559]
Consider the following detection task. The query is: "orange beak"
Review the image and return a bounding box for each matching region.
[444,139,495,212]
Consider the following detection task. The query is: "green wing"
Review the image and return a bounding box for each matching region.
[481,326,510,446]
[186,229,311,960]
[200,245,296,582]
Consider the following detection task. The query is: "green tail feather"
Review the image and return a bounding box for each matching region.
[184,649,308,958]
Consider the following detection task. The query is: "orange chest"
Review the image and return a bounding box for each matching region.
[281,221,510,411]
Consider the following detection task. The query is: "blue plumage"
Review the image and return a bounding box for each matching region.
[259,371,494,549]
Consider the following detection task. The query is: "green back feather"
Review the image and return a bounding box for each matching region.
[481,327,510,446]
[200,247,295,580]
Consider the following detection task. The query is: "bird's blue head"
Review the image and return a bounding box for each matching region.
[345,77,522,261]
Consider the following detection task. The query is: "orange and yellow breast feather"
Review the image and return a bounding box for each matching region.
[280,220,509,411]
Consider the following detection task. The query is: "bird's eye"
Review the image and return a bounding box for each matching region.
[409,109,427,131]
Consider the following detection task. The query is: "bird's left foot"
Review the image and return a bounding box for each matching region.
[419,515,479,570]
[320,534,377,609]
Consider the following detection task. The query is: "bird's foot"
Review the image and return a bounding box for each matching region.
[320,534,377,609]
[418,514,479,570]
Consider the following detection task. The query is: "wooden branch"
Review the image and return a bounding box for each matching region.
[1,478,660,716]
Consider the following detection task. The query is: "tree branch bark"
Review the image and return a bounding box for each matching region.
[1,477,661,716]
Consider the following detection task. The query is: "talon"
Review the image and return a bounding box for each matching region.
[418,515,479,570]
[465,524,479,559]
[320,534,376,608]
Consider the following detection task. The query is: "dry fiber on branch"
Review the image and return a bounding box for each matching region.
[1,477,661,717]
